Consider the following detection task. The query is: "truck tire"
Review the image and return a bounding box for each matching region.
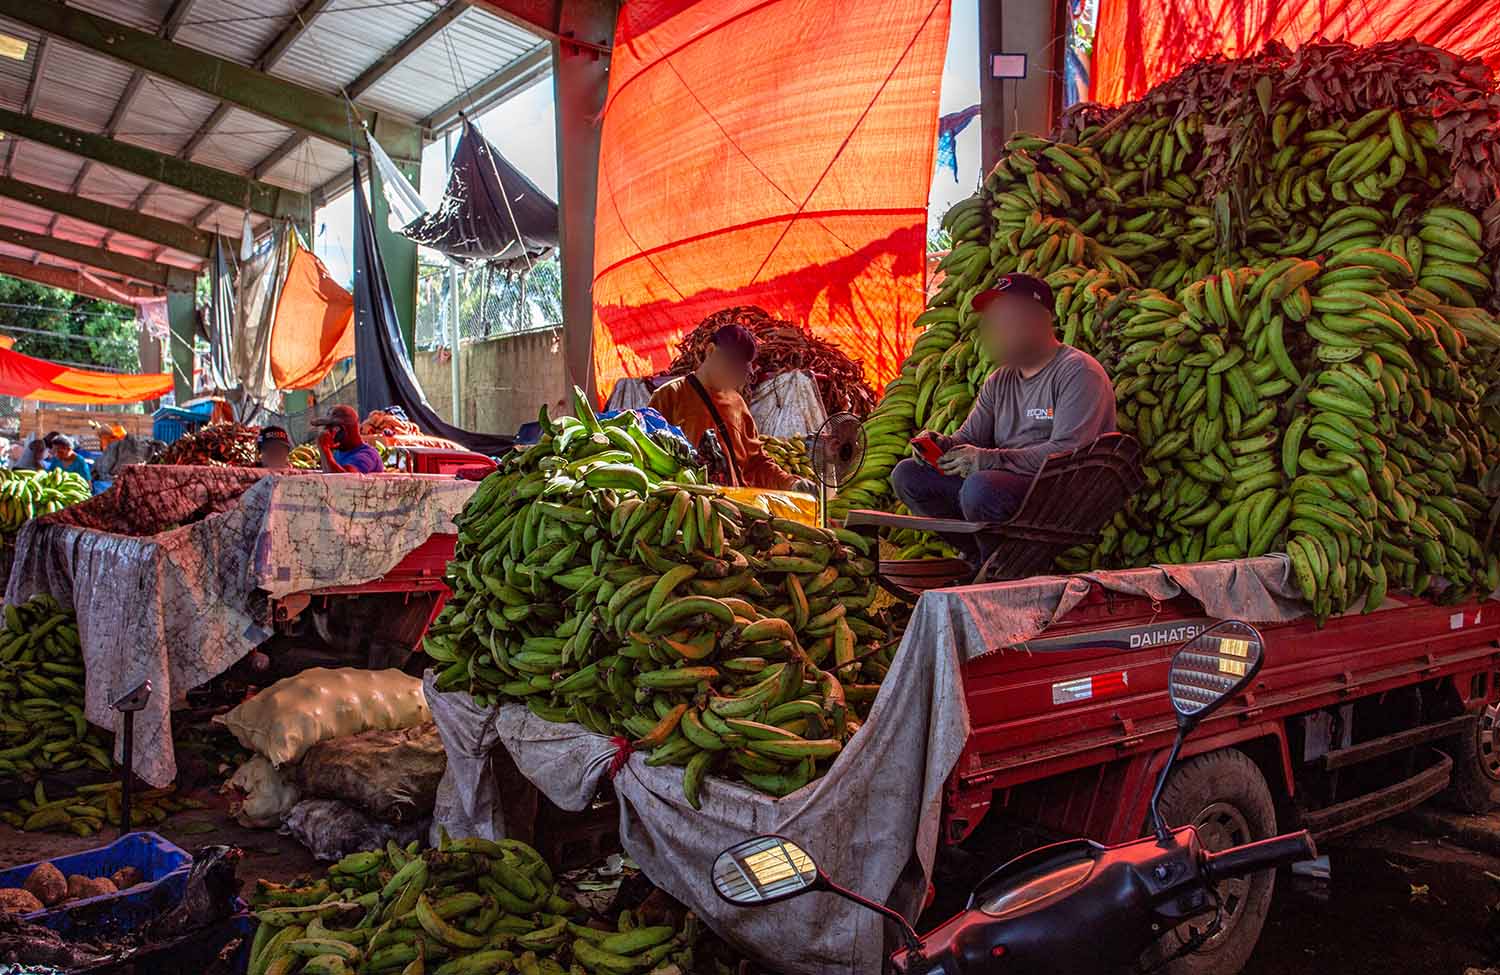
[1142,748,1277,975]
[1445,703,1500,813]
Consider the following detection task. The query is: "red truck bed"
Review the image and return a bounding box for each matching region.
[947,583,1500,847]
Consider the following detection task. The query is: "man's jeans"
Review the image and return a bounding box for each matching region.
[890,458,1032,566]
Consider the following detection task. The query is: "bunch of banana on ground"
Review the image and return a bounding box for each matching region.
[423,388,895,806]
[830,42,1500,618]
[0,469,91,535]
[760,436,815,481]
[0,595,114,782]
[1,780,199,836]
[249,835,704,975]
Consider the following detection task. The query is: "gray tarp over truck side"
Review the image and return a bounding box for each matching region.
[7,465,475,787]
[429,556,1305,974]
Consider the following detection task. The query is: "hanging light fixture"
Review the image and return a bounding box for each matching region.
[0,34,28,62]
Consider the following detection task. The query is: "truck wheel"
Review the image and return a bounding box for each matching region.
[1445,703,1500,813]
[1142,748,1277,975]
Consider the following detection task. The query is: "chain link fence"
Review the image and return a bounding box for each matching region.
[415,258,563,351]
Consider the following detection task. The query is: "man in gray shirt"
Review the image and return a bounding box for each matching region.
[890,272,1116,569]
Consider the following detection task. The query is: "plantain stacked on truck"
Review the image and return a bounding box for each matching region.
[250,835,705,975]
[833,40,1500,618]
[0,595,113,790]
[425,390,894,806]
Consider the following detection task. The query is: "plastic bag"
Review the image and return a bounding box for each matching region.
[280,799,428,862]
[719,487,818,526]
[217,668,430,767]
[293,724,445,825]
[223,755,301,828]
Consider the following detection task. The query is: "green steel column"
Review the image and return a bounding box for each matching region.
[167,289,195,401]
[369,146,419,357]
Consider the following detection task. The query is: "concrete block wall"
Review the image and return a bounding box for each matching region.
[413,327,568,436]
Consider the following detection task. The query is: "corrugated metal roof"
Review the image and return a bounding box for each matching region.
[0,0,551,283]
[359,5,540,120]
[170,0,290,64]
[272,0,448,100]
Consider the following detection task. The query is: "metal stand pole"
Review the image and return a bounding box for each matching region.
[111,680,151,837]
[119,712,134,837]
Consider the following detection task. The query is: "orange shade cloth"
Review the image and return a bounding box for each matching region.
[590,0,951,404]
[1093,0,1500,105]
[269,235,354,390]
[0,344,170,404]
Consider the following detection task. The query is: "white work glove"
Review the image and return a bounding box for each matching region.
[937,444,1001,477]
[790,477,818,494]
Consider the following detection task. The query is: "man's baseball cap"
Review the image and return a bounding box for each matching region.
[972,273,1055,314]
[309,404,361,429]
[711,323,758,365]
[257,426,292,448]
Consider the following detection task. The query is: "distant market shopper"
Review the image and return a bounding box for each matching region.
[44,435,92,482]
[257,426,293,470]
[648,324,813,492]
[311,405,383,474]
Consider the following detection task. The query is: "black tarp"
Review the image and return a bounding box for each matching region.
[351,160,515,457]
[399,119,558,267]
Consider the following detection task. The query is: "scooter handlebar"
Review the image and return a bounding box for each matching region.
[1203,830,1316,883]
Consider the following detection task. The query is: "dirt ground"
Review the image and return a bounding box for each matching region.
[5,791,1500,974]
[0,787,319,888]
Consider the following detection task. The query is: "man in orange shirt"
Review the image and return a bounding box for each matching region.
[649,325,814,492]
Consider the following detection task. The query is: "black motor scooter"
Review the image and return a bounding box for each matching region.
[710,620,1317,974]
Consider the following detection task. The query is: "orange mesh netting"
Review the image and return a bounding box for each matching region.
[1093,0,1500,105]
[269,235,354,390]
[590,0,951,403]
[0,344,170,404]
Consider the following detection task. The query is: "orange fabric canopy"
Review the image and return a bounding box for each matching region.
[0,344,170,404]
[1093,0,1500,105]
[269,234,354,390]
[590,0,950,403]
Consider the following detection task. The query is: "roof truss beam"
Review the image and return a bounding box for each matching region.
[0,108,312,223]
[0,174,232,258]
[257,0,334,71]
[249,0,472,187]
[421,42,551,131]
[0,0,423,162]
[0,225,197,290]
[0,254,161,303]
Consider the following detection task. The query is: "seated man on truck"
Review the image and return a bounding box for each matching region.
[310,405,383,474]
[648,324,815,492]
[890,273,1117,568]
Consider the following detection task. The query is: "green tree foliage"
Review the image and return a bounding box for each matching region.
[0,274,139,371]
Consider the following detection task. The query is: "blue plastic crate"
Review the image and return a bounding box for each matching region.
[0,832,192,940]
[151,406,210,446]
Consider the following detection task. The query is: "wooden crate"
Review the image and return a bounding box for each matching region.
[20,407,154,450]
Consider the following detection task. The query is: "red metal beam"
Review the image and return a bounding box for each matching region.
[0,254,161,303]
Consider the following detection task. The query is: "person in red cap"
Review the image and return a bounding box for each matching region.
[311,405,384,474]
[891,273,1116,569]
[649,324,814,492]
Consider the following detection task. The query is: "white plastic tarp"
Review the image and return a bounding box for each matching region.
[748,369,828,438]
[7,471,476,787]
[428,555,1306,974]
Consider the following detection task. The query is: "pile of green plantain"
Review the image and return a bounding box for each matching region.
[836,40,1500,617]
[425,390,894,806]
[250,837,702,975]
[0,595,113,783]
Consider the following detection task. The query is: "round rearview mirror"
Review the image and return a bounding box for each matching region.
[1169,620,1264,725]
[711,835,820,907]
